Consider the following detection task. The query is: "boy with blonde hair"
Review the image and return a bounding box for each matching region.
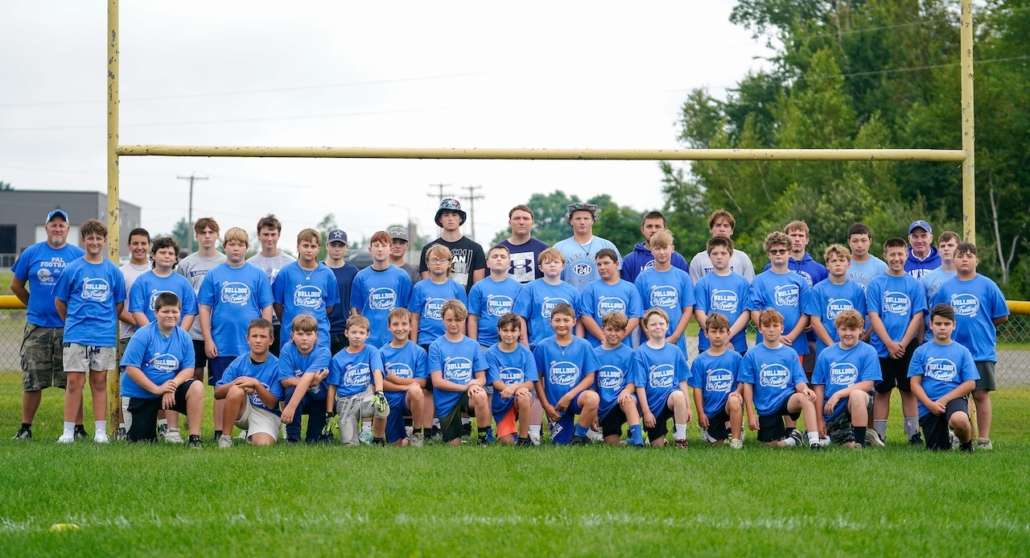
[689,313,744,449]
[634,231,695,352]
[273,229,338,350]
[327,314,389,446]
[634,308,691,448]
[805,244,867,356]
[409,243,468,348]
[430,300,492,445]
[593,312,644,447]
[380,308,429,447]
[214,319,286,448]
[514,247,580,348]
[812,309,881,448]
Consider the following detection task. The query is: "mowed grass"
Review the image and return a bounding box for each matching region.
[0,373,1027,557]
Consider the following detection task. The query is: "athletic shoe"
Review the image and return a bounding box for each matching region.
[729,438,743,450]
[94,432,110,444]
[819,435,831,446]
[843,441,862,450]
[13,426,31,440]
[865,430,885,448]
[187,435,202,449]
[788,430,805,447]
[164,430,184,444]
[57,433,75,444]
[516,437,533,447]
[236,429,248,440]
[949,430,959,450]
[702,430,718,444]
[908,432,924,446]
[157,423,168,437]
[218,435,233,449]
[359,424,373,445]
[809,441,824,451]
[675,439,689,449]
[115,427,127,441]
[960,441,975,453]
[975,439,993,451]
[74,425,88,441]
[586,428,603,443]
[409,431,424,448]
[528,431,541,446]
[570,435,589,445]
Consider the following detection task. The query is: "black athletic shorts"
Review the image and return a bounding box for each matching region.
[645,406,674,442]
[875,343,916,394]
[919,397,969,451]
[440,391,474,443]
[600,406,628,438]
[706,408,731,441]
[126,380,195,442]
[757,399,801,443]
[191,340,208,374]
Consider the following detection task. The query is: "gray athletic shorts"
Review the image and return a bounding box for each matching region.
[975,361,996,392]
[335,387,388,445]
[62,343,116,373]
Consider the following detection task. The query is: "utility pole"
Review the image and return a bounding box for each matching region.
[427,183,453,204]
[460,185,485,240]
[177,173,208,252]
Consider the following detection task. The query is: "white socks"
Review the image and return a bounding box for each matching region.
[674,424,687,441]
[63,421,75,436]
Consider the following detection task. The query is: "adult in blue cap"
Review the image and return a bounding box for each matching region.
[11,209,86,440]
[418,198,486,292]
[904,220,941,279]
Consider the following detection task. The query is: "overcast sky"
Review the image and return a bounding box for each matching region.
[0,1,771,248]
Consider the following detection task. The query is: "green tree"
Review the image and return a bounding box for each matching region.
[0,181,13,191]
[170,218,191,251]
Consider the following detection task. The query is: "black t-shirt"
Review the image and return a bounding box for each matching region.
[418,236,487,292]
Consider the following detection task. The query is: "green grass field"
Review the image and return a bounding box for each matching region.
[0,373,1028,556]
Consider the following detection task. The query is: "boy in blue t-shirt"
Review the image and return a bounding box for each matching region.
[593,312,643,447]
[272,229,339,350]
[409,244,468,348]
[486,313,538,446]
[689,313,744,449]
[930,243,1009,450]
[634,231,695,352]
[846,223,888,289]
[350,231,413,348]
[533,303,601,445]
[740,309,821,448]
[867,238,927,446]
[748,231,809,358]
[908,304,977,452]
[198,226,274,439]
[278,315,332,444]
[468,245,522,347]
[805,244,868,356]
[214,319,285,448]
[693,236,751,355]
[514,247,580,348]
[129,237,198,331]
[380,308,429,447]
[120,292,204,446]
[429,300,492,446]
[578,248,643,347]
[811,309,882,449]
[633,308,691,448]
[53,219,126,444]
[327,314,389,446]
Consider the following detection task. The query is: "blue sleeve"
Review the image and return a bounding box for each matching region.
[906,347,925,379]
[738,353,755,384]
[569,288,582,318]
[369,348,384,373]
[349,274,365,313]
[577,285,595,317]
[198,273,215,307]
[327,355,342,386]
[406,283,423,313]
[910,280,927,314]
[989,282,1009,319]
[271,269,286,305]
[582,343,600,374]
[513,284,532,318]
[12,245,31,280]
[861,348,882,382]
[256,271,274,309]
[634,275,647,306]
[630,351,647,386]
[468,284,483,315]
[524,349,539,381]
[397,274,413,308]
[456,283,468,306]
[181,333,196,368]
[53,264,73,303]
[121,331,147,368]
[217,357,240,387]
[866,280,882,315]
[675,348,690,383]
[747,279,765,311]
[680,274,695,310]
[693,279,708,313]
[626,285,644,318]
[112,266,126,304]
[413,347,428,379]
[811,352,828,385]
[532,344,546,378]
[855,285,868,316]
[182,280,198,316]
[428,342,443,374]
[688,358,702,388]
[277,349,295,377]
[473,344,488,372]
[960,349,980,382]
[485,350,500,384]
[129,278,146,313]
[324,271,340,308]
[802,285,820,317]
[790,355,807,387]
[309,347,331,372]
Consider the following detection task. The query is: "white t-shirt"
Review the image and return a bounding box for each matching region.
[119,261,150,340]
[247,251,296,325]
[688,249,756,283]
[177,251,227,339]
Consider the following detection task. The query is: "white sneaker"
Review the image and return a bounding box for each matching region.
[164,430,184,444]
[702,430,718,444]
[236,429,248,440]
[529,431,541,446]
[729,438,744,450]
[218,435,233,449]
[586,428,603,442]
[94,432,110,444]
[409,431,424,448]
[975,438,993,451]
[865,430,885,448]
[820,435,831,446]
[57,433,75,444]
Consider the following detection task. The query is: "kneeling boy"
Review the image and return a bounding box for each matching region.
[812,309,881,449]
[380,308,429,447]
[215,319,286,447]
[593,312,643,447]
[278,314,332,443]
[430,300,492,446]
[486,313,538,446]
[634,308,691,448]
[689,313,744,449]
[533,303,600,445]
[327,314,389,446]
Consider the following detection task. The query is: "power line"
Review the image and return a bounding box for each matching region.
[176,174,208,252]
[460,185,485,241]
[427,183,454,205]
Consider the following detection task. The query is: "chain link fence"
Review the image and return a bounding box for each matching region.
[1,307,1029,385]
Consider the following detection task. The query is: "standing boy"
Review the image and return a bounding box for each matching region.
[387,225,420,284]
[11,209,85,440]
[920,231,960,302]
[688,209,756,283]
[350,230,413,348]
[930,243,1008,449]
[845,223,887,289]
[592,312,644,447]
[693,236,751,356]
[486,313,538,446]
[409,244,468,348]
[214,319,286,447]
[498,205,549,284]
[380,308,429,446]
[327,314,390,446]
[689,313,744,449]
[418,198,486,292]
[198,227,274,440]
[278,315,332,443]
[748,232,810,359]
[116,227,150,439]
[620,210,689,283]
[553,202,620,291]
[54,219,126,444]
[578,248,643,347]
[740,309,821,449]
[429,300,492,446]
[634,231,695,352]
[468,245,523,347]
[247,214,295,355]
[272,228,338,350]
[120,292,204,447]
[513,247,580,348]
[908,304,977,451]
[634,308,692,448]
[533,303,601,445]
[177,217,226,377]
[805,244,867,356]
[867,237,927,445]
[324,229,358,354]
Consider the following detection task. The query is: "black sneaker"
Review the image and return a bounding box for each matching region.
[74,425,88,441]
[516,437,533,447]
[570,435,589,445]
[115,427,128,441]
[187,435,202,449]
[372,437,386,447]
[909,433,924,446]
[212,430,223,443]
[13,426,32,440]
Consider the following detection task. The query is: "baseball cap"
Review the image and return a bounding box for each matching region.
[46,209,69,223]
[327,229,348,244]
[435,198,467,227]
[908,220,932,234]
[387,225,409,242]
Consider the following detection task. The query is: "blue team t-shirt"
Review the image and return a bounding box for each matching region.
[217,353,283,414]
[272,262,339,349]
[277,341,332,399]
[804,278,868,354]
[631,343,690,416]
[593,344,635,419]
[485,343,539,416]
[688,349,742,417]
[907,341,979,417]
[120,323,195,399]
[53,258,126,347]
[12,241,84,328]
[811,341,881,419]
[428,336,488,419]
[931,275,1009,362]
[694,271,750,353]
[578,279,644,347]
[407,278,468,346]
[349,265,413,348]
[532,336,599,407]
[634,267,696,352]
[379,341,428,408]
[197,262,274,358]
[866,273,927,358]
[468,276,522,346]
[513,279,580,347]
[129,270,199,325]
[747,270,809,355]
[739,343,807,416]
[328,345,383,399]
